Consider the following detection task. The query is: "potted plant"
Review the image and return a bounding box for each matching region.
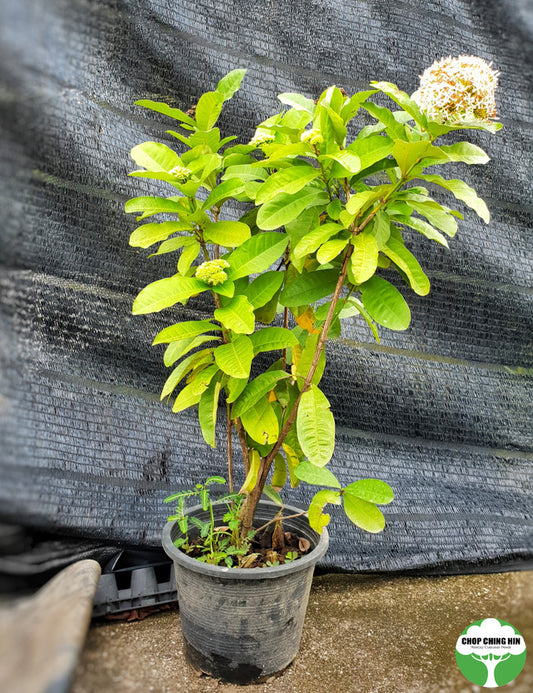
[126,57,500,683]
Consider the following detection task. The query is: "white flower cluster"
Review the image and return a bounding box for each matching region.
[412,55,499,124]
[169,165,192,183]
[195,258,230,286]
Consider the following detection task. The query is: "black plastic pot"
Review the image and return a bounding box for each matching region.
[162,500,328,684]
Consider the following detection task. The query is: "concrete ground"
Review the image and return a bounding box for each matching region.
[73,571,532,693]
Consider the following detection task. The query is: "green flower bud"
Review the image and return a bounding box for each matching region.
[249,131,275,147]
[300,129,323,145]
[195,259,230,286]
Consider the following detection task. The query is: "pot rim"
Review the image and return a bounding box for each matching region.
[162,499,329,580]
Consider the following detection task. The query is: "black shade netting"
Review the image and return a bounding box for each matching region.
[0,0,532,586]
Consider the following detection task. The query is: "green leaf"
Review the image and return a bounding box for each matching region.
[271,453,288,490]
[371,81,427,129]
[203,220,251,248]
[227,232,288,280]
[393,140,449,176]
[308,489,341,533]
[343,493,386,533]
[240,398,279,445]
[344,479,394,505]
[278,92,316,114]
[232,371,290,418]
[327,198,342,220]
[255,142,315,167]
[204,179,245,209]
[164,335,219,367]
[150,236,197,258]
[345,189,383,217]
[286,208,320,271]
[185,151,222,182]
[347,135,394,171]
[243,271,284,309]
[382,236,430,296]
[214,295,255,334]
[198,376,222,448]
[257,188,329,230]
[282,444,302,488]
[293,223,344,259]
[166,130,192,147]
[216,69,247,100]
[135,99,196,127]
[347,298,380,342]
[316,237,349,264]
[132,275,206,314]
[349,233,379,284]
[426,119,502,137]
[249,327,299,354]
[189,128,224,150]
[295,332,326,386]
[294,460,341,488]
[340,89,377,122]
[368,210,391,250]
[127,170,190,189]
[296,385,335,467]
[211,279,235,298]
[223,164,267,181]
[239,449,261,493]
[177,241,200,275]
[437,142,490,165]
[361,102,407,140]
[254,288,282,324]
[280,268,339,307]
[226,376,248,403]
[417,173,490,223]
[263,485,283,505]
[255,166,321,205]
[320,103,347,146]
[394,215,449,247]
[125,196,183,217]
[130,141,181,173]
[153,320,220,345]
[195,91,225,130]
[173,364,218,413]
[206,475,226,485]
[160,349,213,399]
[129,221,192,249]
[320,150,361,174]
[214,335,254,378]
[360,276,411,331]
[406,200,458,237]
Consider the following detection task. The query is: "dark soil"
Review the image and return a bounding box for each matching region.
[181,524,311,569]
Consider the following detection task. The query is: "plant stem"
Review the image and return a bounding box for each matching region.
[254,511,307,534]
[239,244,353,537]
[226,402,234,493]
[208,494,215,554]
[235,420,250,474]
[200,230,249,486]
[281,306,289,372]
[213,206,220,259]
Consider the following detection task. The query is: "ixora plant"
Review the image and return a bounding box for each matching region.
[126,57,500,681]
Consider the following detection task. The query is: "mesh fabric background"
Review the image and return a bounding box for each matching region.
[0,0,531,574]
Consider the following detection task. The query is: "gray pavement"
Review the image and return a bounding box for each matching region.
[73,570,532,693]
